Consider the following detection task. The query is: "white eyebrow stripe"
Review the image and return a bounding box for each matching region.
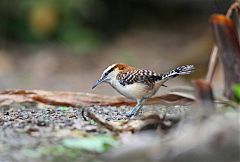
[102,64,116,76]
[103,64,116,73]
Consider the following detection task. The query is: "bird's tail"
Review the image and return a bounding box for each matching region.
[160,65,195,80]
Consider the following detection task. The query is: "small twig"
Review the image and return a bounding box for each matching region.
[206,45,218,83]
[226,1,240,18]
[214,99,239,108]
[85,109,177,133]
[81,107,89,121]
[86,110,122,132]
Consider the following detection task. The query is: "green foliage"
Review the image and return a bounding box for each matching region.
[62,135,118,153]
[24,136,112,162]
[24,145,100,162]
[56,106,69,111]
[232,84,240,103]
[0,0,104,53]
[40,145,84,162]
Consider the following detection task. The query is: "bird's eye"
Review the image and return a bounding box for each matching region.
[104,72,109,76]
[104,67,115,77]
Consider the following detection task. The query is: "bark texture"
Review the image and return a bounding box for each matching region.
[210,14,240,99]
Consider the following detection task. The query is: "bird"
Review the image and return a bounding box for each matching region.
[92,63,194,117]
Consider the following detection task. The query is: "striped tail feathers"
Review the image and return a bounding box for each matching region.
[160,65,195,80]
[175,65,195,75]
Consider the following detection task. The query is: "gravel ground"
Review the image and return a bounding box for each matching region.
[0,102,191,162]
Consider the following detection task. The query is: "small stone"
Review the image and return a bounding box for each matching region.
[85,125,98,132]
[37,120,49,127]
[3,112,9,115]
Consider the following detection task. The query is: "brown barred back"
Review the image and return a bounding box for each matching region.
[116,65,194,87]
[116,69,162,88]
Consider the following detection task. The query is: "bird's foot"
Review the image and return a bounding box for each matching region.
[126,110,136,118]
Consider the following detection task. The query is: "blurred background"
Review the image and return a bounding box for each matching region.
[0,0,233,95]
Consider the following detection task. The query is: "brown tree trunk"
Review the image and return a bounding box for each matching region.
[210,14,240,99]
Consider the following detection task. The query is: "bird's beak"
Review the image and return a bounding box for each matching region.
[92,77,106,89]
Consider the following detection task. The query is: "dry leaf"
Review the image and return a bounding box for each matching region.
[0,89,194,107]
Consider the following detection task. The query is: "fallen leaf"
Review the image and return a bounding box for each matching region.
[0,89,194,107]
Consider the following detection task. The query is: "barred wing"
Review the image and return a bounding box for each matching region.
[117,70,162,88]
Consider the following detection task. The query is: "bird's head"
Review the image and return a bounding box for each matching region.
[92,63,130,89]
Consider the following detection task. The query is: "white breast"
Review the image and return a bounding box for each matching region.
[110,79,161,100]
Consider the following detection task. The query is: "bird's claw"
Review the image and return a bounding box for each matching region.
[126,110,135,118]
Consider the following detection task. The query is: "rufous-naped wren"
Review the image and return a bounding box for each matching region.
[92,63,194,117]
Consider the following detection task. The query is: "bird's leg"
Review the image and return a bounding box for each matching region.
[126,98,145,117]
